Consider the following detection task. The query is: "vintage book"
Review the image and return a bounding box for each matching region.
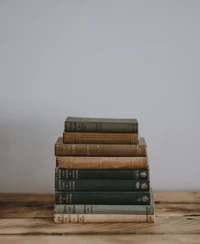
[65,117,138,133]
[55,137,146,156]
[56,156,148,169]
[54,213,155,223]
[55,168,149,180]
[54,188,154,215]
[63,132,138,144]
[55,179,150,192]
[55,191,151,205]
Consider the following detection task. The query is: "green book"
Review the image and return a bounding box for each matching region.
[55,191,150,205]
[55,179,150,192]
[54,188,154,214]
[65,116,138,133]
[55,168,149,180]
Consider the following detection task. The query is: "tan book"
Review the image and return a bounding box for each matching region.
[63,132,138,144]
[54,214,155,223]
[55,137,146,156]
[56,156,148,169]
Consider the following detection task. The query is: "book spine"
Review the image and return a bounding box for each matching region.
[55,179,149,192]
[56,157,148,169]
[65,121,138,133]
[63,132,138,144]
[55,144,146,156]
[55,168,149,180]
[54,214,155,223]
[54,205,154,215]
[55,191,151,205]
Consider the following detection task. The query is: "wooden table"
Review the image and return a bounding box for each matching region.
[0,192,200,244]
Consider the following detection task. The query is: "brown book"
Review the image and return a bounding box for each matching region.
[63,132,138,144]
[55,137,147,156]
[54,214,155,223]
[56,156,148,169]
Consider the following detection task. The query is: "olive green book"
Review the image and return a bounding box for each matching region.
[65,116,138,133]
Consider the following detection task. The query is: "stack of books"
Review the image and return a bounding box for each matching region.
[54,116,155,223]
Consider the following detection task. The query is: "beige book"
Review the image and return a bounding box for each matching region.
[54,214,155,223]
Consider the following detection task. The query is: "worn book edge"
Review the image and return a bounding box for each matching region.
[54,213,155,223]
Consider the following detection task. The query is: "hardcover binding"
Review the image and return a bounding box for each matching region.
[54,179,150,192]
[65,117,138,133]
[55,168,149,180]
[55,191,151,205]
[63,132,138,144]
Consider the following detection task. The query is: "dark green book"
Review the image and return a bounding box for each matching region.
[55,179,149,192]
[55,168,149,180]
[55,191,150,205]
[65,116,138,133]
[54,188,154,214]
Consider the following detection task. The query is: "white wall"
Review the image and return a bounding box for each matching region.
[0,0,199,193]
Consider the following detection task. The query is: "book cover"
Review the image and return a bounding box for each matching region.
[65,116,138,133]
[56,156,148,169]
[55,179,150,192]
[55,168,149,180]
[63,132,138,144]
[54,213,155,223]
[55,191,151,205]
[55,137,147,156]
[54,188,154,214]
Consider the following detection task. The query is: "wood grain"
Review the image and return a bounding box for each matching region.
[0,235,200,244]
[0,216,200,235]
[0,191,200,243]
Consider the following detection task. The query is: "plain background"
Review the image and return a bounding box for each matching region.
[0,0,199,193]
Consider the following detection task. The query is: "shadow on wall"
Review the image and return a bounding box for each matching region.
[0,119,58,193]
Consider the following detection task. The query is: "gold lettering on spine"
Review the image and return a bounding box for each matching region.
[66,169,68,179]
[73,181,75,191]
[76,170,78,179]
